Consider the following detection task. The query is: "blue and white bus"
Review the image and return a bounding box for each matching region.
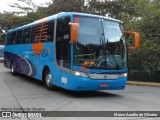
[4,12,140,91]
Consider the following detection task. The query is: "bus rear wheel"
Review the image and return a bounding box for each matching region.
[11,62,17,75]
[43,69,56,91]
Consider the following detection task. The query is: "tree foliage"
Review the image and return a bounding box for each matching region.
[0,0,159,72]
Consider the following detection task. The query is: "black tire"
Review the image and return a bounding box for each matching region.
[43,69,56,91]
[11,61,17,75]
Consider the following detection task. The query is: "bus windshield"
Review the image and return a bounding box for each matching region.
[73,16,127,70]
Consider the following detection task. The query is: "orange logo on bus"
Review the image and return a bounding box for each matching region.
[32,43,44,56]
[32,20,48,56]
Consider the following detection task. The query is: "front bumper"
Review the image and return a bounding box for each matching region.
[69,75,127,91]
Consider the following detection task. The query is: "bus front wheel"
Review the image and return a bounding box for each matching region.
[43,69,56,91]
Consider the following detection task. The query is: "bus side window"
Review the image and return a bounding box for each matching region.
[22,28,31,44]
[15,30,23,44]
[56,16,71,68]
[10,32,16,45]
[32,23,49,43]
[31,24,41,43]
[46,21,54,42]
[6,33,11,45]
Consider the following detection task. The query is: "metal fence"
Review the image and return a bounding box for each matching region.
[128,70,160,83]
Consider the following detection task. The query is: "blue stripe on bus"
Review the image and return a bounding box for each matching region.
[4,51,36,76]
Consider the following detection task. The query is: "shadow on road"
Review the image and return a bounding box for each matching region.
[4,71,122,98]
[63,90,122,98]
[5,71,44,86]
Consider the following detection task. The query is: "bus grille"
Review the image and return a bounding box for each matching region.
[88,74,120,80]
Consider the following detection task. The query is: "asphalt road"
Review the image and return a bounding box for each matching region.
[0,63,160,120]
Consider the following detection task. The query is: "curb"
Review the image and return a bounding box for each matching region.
[127,81,160,87]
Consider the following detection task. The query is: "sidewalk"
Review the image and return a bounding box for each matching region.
[127,81,160,87]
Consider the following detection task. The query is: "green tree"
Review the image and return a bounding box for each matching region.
[127,0,160,73]
[9,0,37,15]
[46,0,86,15]
[1,0,159,73]
[0,12,22,44]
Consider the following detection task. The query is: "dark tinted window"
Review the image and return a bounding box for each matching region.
[31,24,42,43]
[15,30,23,44]
[31,21,54,43]
[6,33,11,45]
[10,32,16,45]
[31,23,48,43]
[22,28,31,44]
[46,21,54,42]
[56,16,71,68]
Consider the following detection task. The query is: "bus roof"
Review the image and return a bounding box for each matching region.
[7,12,122,33]
[72,12,122,23]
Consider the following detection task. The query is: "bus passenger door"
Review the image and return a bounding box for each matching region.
[56,16,71,89]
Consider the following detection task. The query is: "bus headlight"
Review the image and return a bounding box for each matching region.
[120,73,127,77]
[72,71,88,78]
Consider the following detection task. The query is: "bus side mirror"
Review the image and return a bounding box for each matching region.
[125,31,140,49]
[69,23,79,44]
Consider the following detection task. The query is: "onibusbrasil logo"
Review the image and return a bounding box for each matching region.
[1,112,42,118]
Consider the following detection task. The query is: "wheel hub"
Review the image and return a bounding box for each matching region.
[11,65,14,73]
[46,73,51,86]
